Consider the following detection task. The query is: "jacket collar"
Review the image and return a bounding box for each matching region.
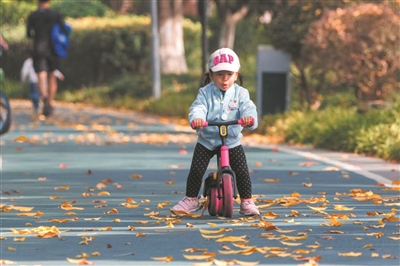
[213,83,235,98]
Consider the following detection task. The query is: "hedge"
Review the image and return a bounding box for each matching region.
[2,15,202,91]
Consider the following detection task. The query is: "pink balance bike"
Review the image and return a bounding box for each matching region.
[193,119,253,218]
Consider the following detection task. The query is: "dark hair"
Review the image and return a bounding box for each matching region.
[39,0,50,3]
[202,71,244,87]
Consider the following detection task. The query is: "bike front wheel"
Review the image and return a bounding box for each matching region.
[0,92,11,135]
[222,174,234,218]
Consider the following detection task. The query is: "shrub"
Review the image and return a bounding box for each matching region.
[2,15,203,91]
[51,0,111,18]
[259,96,400,162]
[356,121,400,161]
[108,73,152,99]
[0,1,35,26]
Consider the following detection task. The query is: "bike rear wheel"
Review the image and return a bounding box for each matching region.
[208,187,220,216]
[0,92,11,135]
[222,174,234,218]
[217,187,224,216]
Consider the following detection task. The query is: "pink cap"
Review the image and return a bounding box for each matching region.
[208,48,240,72]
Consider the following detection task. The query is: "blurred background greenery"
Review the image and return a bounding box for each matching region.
[0,0,399,161]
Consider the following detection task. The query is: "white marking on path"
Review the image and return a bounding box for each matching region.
[256,144,394,185]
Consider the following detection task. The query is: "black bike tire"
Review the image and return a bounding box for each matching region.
[0,92,11,135]
[217,187,224,216]
[208,187,219,216]
[222,174,234,218]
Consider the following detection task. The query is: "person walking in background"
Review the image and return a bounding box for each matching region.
[171,48,260,217]
[21,56,64,114]
[26,0,67,117]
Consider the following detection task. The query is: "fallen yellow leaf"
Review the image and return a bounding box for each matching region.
[329,216,342,227]
[257,202,275,209]
[263,178,280,183]
[307,205,327,211]
[66,258,94,265]
[232,259,260,266]
[13,136,29,142]
[292,249,314,254]
[83,217,101,221]
[99,226,112,231]
[182,254,214,260]
[97,191,110,196]
[280,241,302,246]
[96,183,107,190]
[333,204,355,211]
[338,252,362,257]
[192,261,214,266]
[55,186,70,191]
[9,206,34,212]
[382,216,399,222]
[104,208,118,214]
[263,211,280,219]
[281,234,308,241]
[306,242,322,249]
[201,234,225,239]
[151,256,173,262]
[199,228,226,234]
[216,235,248,242]
[60,205,84,211]
[50,196,61,200]
[120,203,140,208]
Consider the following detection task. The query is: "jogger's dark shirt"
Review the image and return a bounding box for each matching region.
[27,8,66,57]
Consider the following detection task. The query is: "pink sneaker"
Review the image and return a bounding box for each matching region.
[239,199,260,216]
[171,196,201,215]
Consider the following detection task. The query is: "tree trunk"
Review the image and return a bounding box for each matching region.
[218,6,249,49]
[159,0,188,74]
[299,67,313,110]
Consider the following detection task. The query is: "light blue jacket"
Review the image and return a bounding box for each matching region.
[189,82,258,150]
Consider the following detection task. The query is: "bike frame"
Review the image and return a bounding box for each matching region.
[203,120,245,200]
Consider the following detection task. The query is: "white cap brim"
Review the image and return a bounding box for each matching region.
[211,63,239,73]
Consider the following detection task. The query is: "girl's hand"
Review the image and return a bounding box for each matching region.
[191,118,205,129]
[241,116,254,127]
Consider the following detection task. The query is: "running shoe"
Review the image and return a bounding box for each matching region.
[239,199,260,216]
[42,98,52,117]
[171,196,201,215]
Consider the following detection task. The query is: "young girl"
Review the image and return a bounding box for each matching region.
[171,48,259,216]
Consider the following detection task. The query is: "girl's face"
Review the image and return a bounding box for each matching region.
[210,71,238,91]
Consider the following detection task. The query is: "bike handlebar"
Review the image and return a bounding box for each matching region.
[191,118,254,129]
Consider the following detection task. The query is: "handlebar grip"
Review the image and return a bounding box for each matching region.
[248,117,254,126]
[238,118,254,127]
[191,121,209,129]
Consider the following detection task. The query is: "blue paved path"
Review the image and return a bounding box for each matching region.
[0,100,398,265]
